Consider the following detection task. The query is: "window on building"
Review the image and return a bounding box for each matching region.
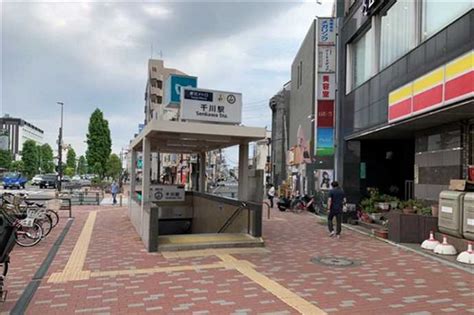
[157,95,162,104]
[423,0,472,39]
[350,26,375,89]
[157,80,163,89]
[380,0,417,69]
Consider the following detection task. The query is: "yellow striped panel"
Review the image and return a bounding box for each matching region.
[413,67,444,94]
[446,51,474,80]
[389,83,412,106]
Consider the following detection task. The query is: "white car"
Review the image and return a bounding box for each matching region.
[31,175,43,186]
[72,175,82,181]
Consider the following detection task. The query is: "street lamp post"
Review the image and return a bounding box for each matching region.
[57,102,64,192]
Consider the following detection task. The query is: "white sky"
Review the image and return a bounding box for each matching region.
[1,0,334,164]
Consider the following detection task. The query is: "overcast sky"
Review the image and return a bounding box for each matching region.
[1,0,334,164]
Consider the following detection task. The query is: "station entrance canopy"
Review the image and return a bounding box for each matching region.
[130,119,266,153]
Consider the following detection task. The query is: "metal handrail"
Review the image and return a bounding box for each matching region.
[218,202,248,233]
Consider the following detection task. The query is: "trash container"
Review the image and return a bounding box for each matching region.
[463,192,474,240]
[438,191,465,238]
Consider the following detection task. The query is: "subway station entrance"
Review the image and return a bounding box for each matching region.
[128,119,267,252]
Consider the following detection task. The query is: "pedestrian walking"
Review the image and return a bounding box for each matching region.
[327,181,346,239]
[111,180,119,205]
[267,184,275,208]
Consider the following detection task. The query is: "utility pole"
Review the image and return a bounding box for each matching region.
[57,102,64,192]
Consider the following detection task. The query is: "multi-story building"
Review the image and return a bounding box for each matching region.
[336,0,473,202]
[269,81,290,187]
[144,59,186,123]
[0,115,44,159]
[143,59,188,183]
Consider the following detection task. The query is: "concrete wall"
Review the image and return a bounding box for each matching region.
[270,83,290,186]
[192,195,249,234]
[129,197,158,252]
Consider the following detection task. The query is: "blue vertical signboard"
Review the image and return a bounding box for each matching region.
[316,128,334,156]
[164,74,198,108]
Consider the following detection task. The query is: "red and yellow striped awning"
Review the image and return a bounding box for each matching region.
[388,50,473,123]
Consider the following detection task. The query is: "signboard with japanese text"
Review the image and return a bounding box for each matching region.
[317,100,334,128]
[181,87,242,124]
[318,46,336,72]
[164,74,198,108]
[318,18,336,45]
[149,184,185,202]
[317,73,336,100]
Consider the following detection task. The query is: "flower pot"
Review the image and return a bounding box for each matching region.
[377,202,390,211]
[403,208,416,215]
[431,205,439,217]
[374,229,388,239]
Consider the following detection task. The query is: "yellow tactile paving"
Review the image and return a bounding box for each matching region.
[161,247,269,259]
[48,211,97,283]
[217,254,326,315]
[45,211,325,314]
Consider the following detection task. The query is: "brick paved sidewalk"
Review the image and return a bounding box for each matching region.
[1,205,473,314]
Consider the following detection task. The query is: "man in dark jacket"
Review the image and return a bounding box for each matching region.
[327,181,346,239]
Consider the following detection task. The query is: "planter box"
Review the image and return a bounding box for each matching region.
[387,212,438,244]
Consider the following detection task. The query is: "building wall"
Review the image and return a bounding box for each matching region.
[337,4,473,201]
[289,20,316,194]
[414,123,463,201]
[270,82,290,186]
[289,21,315,150]
[0,117,44,158]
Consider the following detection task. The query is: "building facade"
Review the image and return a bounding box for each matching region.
[269,81,291,187]
[0,115,44,159]
[336,0,473,202]
[144,59,186,123]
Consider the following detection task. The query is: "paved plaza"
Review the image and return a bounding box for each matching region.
[1,205,473,314]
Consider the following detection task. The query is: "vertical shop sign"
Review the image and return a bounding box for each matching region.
[315,17,336,156]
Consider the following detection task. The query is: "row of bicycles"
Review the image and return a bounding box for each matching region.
[0,192,60,301]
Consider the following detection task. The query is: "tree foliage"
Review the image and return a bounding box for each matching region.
[39,144,55,173]
[66,147,77,173]
[77,155,87,175]
[106,154,122,180]
[10,160,24,173]
[86,109,111,178]
[21,140,39,178]
[64,167,75,177]
[0,150,12,170]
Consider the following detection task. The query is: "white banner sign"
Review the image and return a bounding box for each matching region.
[318,18,336,45]
[318,46,336,73]
[181,87,242,124]
[150,185,185,202]
[317,73,336,100]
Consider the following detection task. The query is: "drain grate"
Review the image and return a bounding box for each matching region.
[311,256,359,268]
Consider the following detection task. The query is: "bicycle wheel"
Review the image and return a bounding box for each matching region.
[15,223,43,247]
[47,210,59,228]
[38,215,53,237]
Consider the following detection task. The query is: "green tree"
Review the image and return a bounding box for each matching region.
[39,144,55,173]
[77,155,87,175]
[106,154,122,180]
[21,140,39,178]
[64,166,75,177]
[86,109,111,178]
[0,150,12,170]
[66,147,77,174]
[10,160,24,173]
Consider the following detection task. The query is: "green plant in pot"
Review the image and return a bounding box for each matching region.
[400,199,425,214]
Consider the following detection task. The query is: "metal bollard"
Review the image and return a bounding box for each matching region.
[96,192,99,205]
[119,195,122,207]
